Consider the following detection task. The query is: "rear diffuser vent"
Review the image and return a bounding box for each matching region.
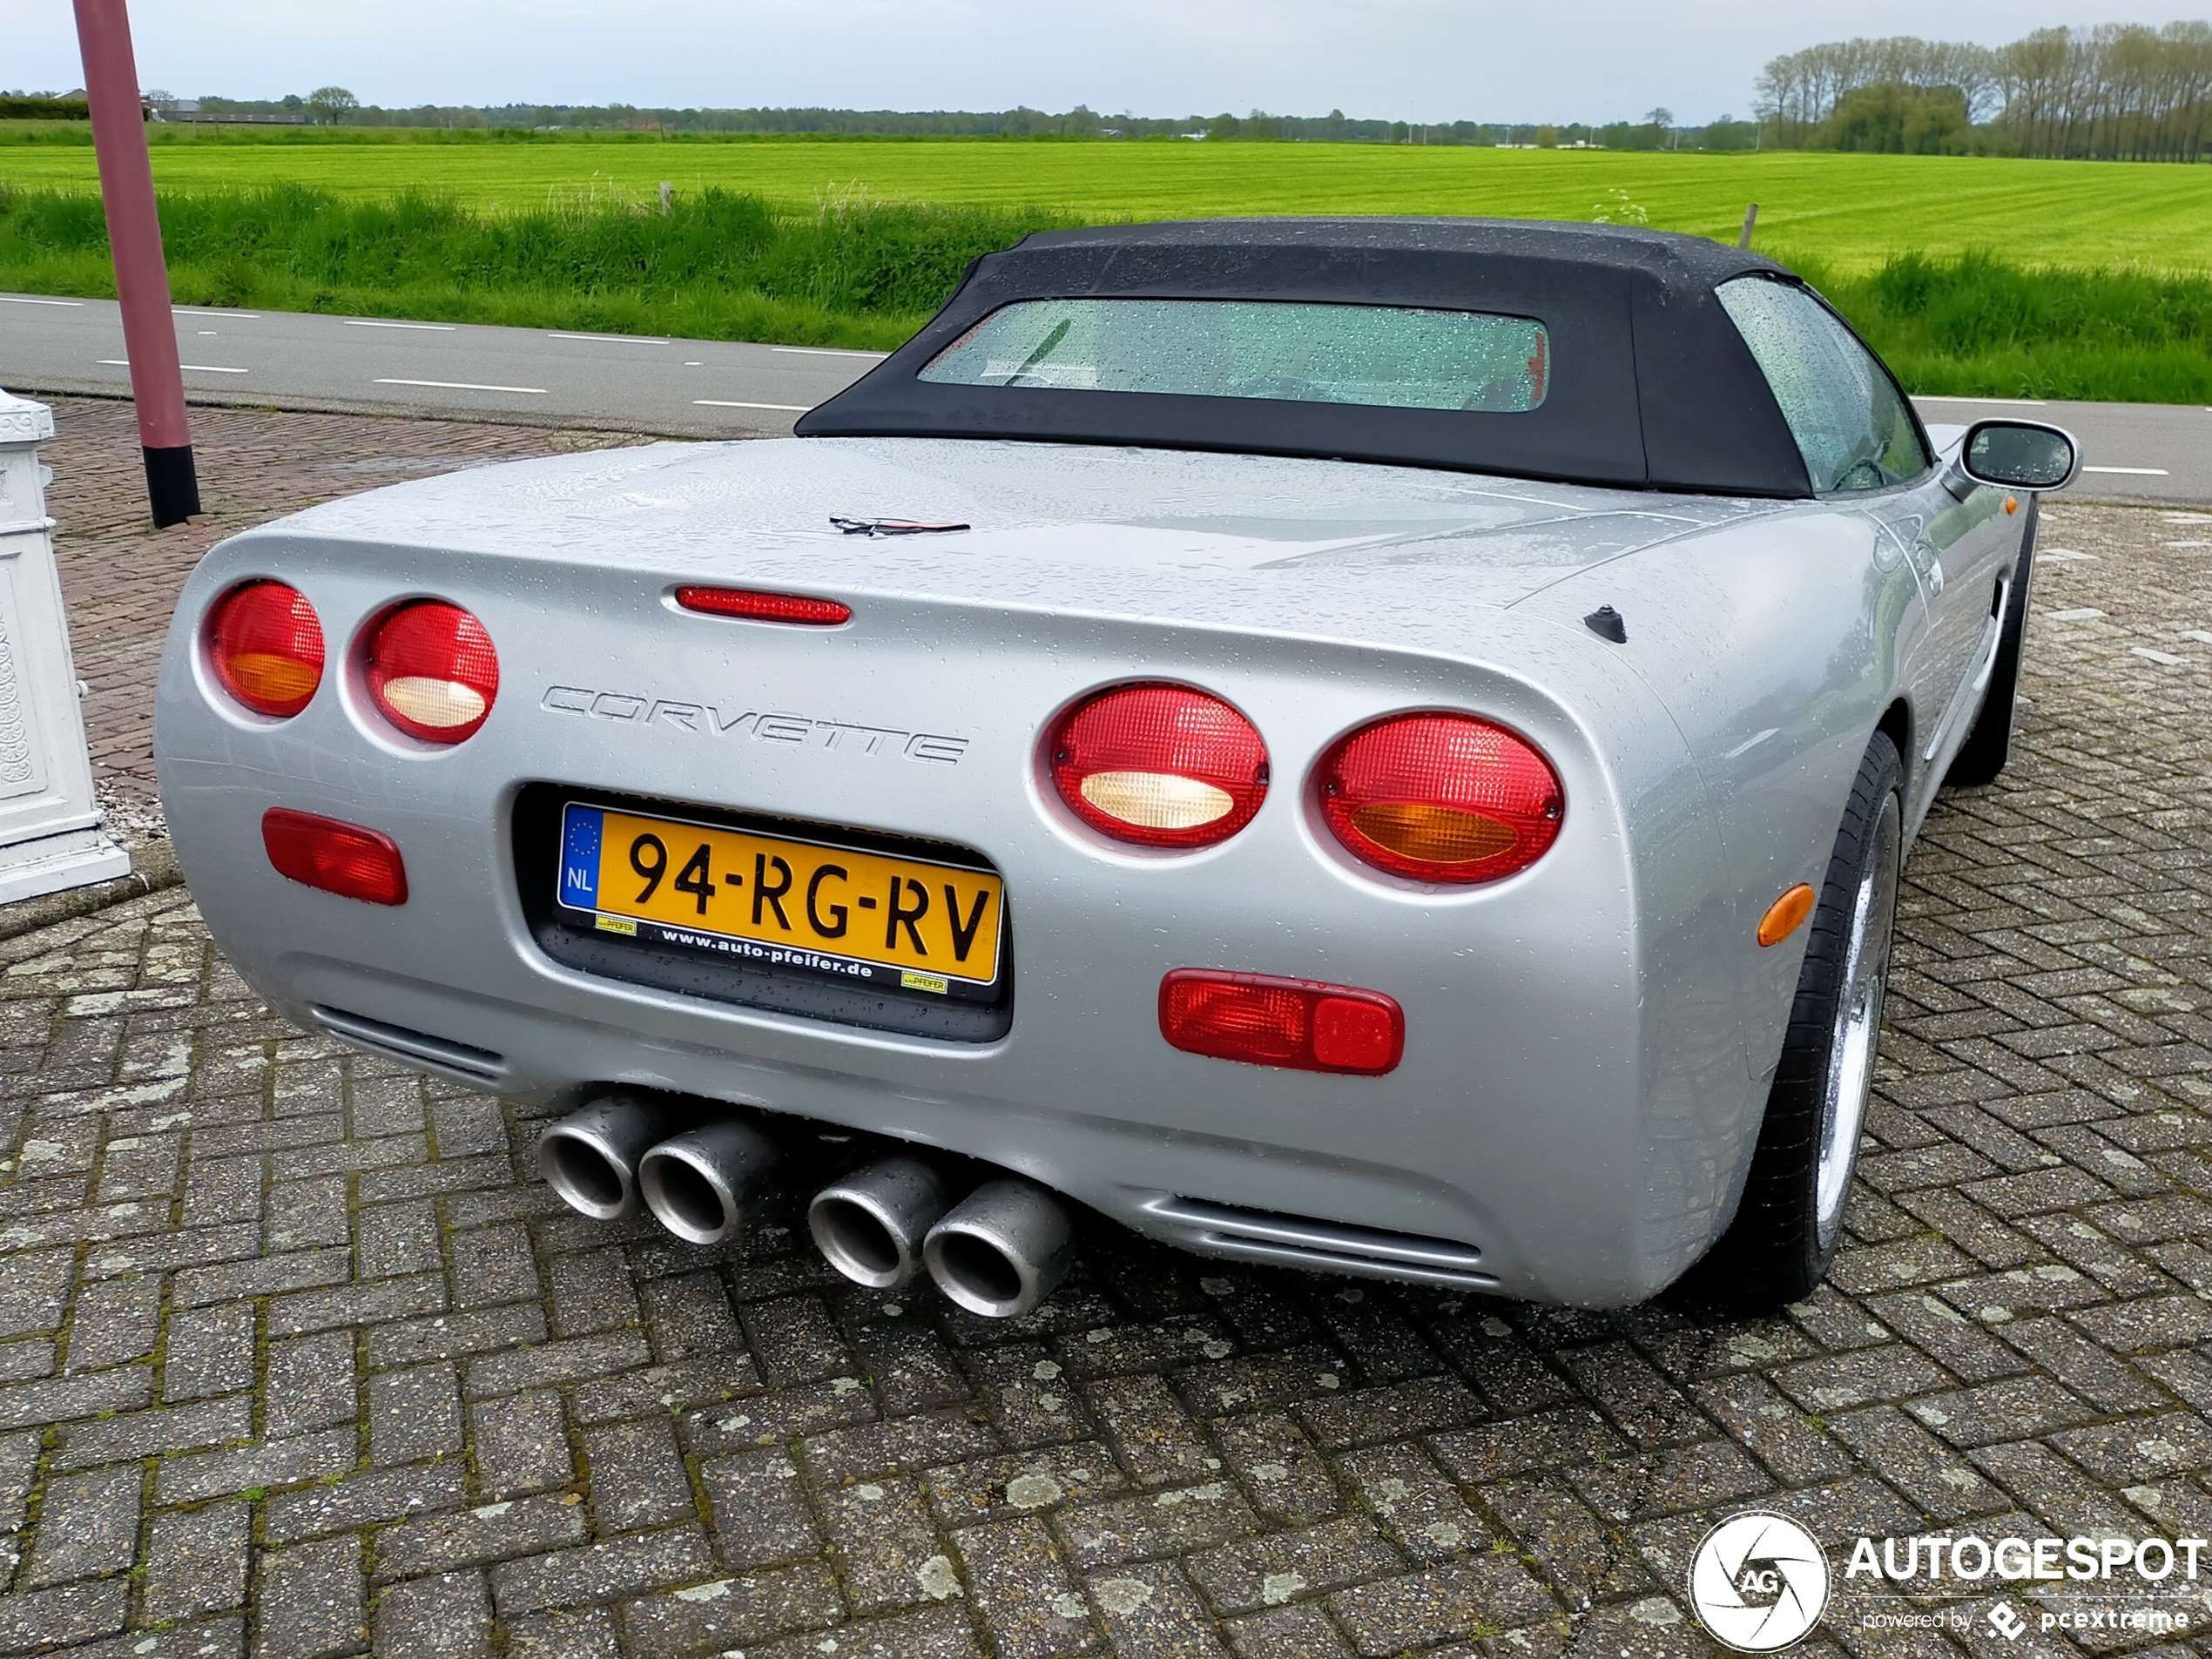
[311,1006,507,1086]
[1141,1196,1494,1289]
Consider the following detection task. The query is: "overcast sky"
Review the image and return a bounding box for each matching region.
[6,1,2188,124]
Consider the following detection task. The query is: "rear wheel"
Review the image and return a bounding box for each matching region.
[1701,732,1903,1308]
[1946,496,2037,787]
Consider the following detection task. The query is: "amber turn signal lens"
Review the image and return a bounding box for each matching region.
[1315,712,1563,884]
[2005,496,2019,515]
[1757,883,1817,947]
[207,581,325,718]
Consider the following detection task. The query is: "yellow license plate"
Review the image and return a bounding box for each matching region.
[556,803,1004,993]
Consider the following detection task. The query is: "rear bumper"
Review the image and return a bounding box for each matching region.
[156,534,1766,1308]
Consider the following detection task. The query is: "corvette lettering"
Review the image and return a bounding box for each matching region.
[540,685,968,764]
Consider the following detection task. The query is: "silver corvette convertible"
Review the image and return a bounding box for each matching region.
[154,219,2077,1312]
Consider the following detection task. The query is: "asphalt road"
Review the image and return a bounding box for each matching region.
[5,293,2209,503]
[1912,393,2212,507]
[0,293,881,440]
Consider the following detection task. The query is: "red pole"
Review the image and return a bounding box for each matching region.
[72,0,199,527]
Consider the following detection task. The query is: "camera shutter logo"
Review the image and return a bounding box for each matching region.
[1688,1512,1831,1651]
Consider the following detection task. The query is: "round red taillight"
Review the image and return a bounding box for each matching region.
[365,602,499,744]
[1047,683,1269,849]
[1315,713,1563,884]
[206,581,325,718]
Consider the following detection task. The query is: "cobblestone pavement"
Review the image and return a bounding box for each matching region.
[38,395,641,843]
[0,472,2208,1658]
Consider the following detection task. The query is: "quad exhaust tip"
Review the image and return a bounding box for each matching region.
[541,1098,1076,1317]
[924,1177,1075,1319]
[810,1157,950,1290]
[536,1093,676,1223]
[639,1119,779,1245]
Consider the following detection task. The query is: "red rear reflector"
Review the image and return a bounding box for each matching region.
[1048,684,1268,848]
[676,586,852,626]
[206,581,325,718]
[366,602,499,744]
[1316,713,1563,884]
[1159,970,1404,1076]
[262,808,408,906]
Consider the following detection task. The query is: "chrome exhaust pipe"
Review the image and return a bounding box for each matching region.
[638,1119,779,1244]
[535,1093,676,1222]
[809,1157,950,1290]
[922,1177,1075,1318]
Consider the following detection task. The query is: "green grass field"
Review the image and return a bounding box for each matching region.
[4,131,2210,401]
[6,130,2212,273]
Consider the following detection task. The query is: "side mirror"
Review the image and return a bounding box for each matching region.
[1958,419,2079,492]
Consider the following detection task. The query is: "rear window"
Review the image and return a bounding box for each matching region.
[916,298,1550,414]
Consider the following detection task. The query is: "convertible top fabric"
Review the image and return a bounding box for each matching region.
[795,219,1824,497]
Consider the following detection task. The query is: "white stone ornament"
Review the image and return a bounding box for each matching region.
[0,389,131,902]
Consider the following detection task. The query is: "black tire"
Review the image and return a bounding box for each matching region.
[1945,496,2037,787]
[1698,732,1904,1309]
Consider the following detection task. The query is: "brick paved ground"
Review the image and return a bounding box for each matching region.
[0,408,2209,1657]
[39,395,642,843]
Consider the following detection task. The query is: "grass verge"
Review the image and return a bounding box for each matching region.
[1799,250,2212,403]
[0,183,1070,352]
[3,185,2209,402]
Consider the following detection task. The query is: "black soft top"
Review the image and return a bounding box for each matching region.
[796,218,1823,498]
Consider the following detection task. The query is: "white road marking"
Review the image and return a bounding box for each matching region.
[2182,631,2212,644]
[345,320,455,332]
[175,307,260,318]
[98,359,247,374]
[772,346,888,359]
[1914,395,2047,406]
[548,332,669,345]
[2040,549,2096,561]
[2044,607,2105,621]
[693,399,812,411]
[374,378,547,395]
[2084,466,2170,475]
[2131,646,2184,664]
[2,295,84,307]
[2168,541,2211,549]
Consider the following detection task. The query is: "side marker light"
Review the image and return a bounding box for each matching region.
[2005,496,2020,515]
[1160,969,1403,1076]
[262,809,408,906]
[1757,883,1817,947]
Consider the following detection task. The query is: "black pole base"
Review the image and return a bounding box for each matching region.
[143,445,200,529]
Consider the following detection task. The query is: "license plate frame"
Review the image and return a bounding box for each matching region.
[554,800,1006,1001]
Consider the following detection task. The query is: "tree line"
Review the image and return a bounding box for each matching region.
[1757,22,2212,159]
[118,95,1755,151]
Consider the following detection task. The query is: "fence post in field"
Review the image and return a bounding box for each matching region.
[71,0,199,528]
[1739,203,1759,249]
[659,181,672,216]
[0,390,132,900]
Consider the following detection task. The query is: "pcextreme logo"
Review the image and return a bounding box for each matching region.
[1688,1513,1831,1652]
